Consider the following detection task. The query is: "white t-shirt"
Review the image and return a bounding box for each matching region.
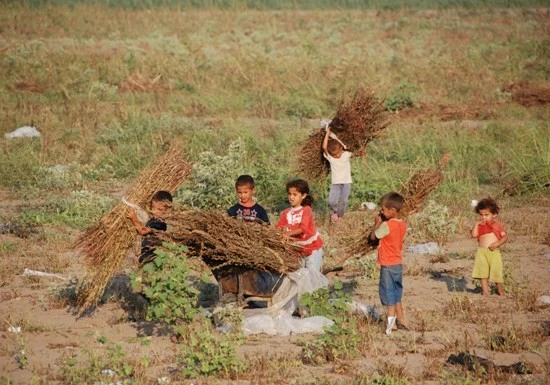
[323,151,352,184]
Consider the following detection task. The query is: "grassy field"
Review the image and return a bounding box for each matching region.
[0,1,549,384]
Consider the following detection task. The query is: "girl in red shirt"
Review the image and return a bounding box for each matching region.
[277,179,324,272]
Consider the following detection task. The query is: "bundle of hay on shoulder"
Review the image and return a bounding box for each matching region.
[343,153,452,259]
[160,210,301,275]
[75,146,192,311]
[296,88,390,182]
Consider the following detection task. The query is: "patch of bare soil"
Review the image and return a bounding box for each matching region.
[0,204,549,384]
[502,81,550,107]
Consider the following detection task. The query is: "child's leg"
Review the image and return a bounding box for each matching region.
[300,248,323,272]
[396,302,406,325]
[481,278,490,296]
[385,305,397,334]
[496,283,505,296]
[328,185,341,217]
[336,184,351,218]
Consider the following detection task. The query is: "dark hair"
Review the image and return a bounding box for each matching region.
[327,139,344,155]
[235,174,255,189]
[379,191,404,212]
[475,197,499,214]
[286,179,314,207]
[151,190,173,204]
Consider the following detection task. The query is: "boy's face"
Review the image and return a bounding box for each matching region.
[330,147,344,159]
[150,200,170,218]
[380,205,398,220]
[236,184,255,206]
[477,208,496,223]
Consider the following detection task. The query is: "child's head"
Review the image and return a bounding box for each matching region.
[286,179,313,207]
[235,175,256,205]
[474,198,499,215]
[379,191,404,220]
[327,139,344,158]
[475,197,499,222]
[150,190,173,218]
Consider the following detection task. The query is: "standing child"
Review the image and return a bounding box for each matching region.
[127,190,173,265]
[470,198,508,296]
[277,179,324,272]
[369,192,408,335]
[227,175,270,225]
[322,126,354,223]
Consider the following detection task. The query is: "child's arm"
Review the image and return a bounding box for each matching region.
[282,227,303,240]
[127,209,153,236]
[322,127,331,156]
[489,232,508,251]
[369,212,384,241]
[488,223,508,251]
[470,221,481,238]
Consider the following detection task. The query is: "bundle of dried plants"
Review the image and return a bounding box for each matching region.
[296,88,389,182]
[344,153,452,259]
[160,210,302,275]
[75,146,192,311]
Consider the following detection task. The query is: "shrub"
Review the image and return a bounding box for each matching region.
[179,138,246,210]
[385,81,417,111]
[133,243,203,325]
[407,200,458,244]
[177,316,247,378]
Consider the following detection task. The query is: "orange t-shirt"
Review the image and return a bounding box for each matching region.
[375,219,407,266]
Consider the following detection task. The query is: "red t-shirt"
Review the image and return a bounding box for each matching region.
[477,221,505,240]
[277,206,324,256]
[375,219,407,266]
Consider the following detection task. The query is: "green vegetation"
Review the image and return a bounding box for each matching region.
[132,243,203,324]
[5,0,549,10]
[0,3,548,383]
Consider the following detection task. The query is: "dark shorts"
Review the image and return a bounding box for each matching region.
[379,264,403,306]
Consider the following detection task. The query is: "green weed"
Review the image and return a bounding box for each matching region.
[134,243,202,325]
[177,317,247,378]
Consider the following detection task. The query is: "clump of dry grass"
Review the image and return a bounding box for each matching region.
[160,210,301,274]
[75,146,192,311]
[345,153,452,258]
[295,88,389,182]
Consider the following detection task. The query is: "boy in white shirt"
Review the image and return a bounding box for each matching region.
[322,127,354,223]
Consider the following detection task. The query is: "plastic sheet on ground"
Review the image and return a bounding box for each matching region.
[243,268,331,335]
[5,126,41,138]
[407,242,440,255]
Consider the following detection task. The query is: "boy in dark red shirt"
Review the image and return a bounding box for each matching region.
[369,192,408,335]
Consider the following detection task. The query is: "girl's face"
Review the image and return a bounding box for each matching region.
[478,208,497,223]
[287,187,307,208]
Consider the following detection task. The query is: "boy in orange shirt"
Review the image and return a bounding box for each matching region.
[369,192,408,335]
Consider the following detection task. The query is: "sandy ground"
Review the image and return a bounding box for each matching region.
[0,203,549,384]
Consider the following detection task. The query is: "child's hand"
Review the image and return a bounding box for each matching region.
[126,209,138,221]
[374,212,383,226]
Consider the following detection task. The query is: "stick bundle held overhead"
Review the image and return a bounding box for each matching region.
[296,88,390,182]
[75,146,192,311]
[160,210,302,275]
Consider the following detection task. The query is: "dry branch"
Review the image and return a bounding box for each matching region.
[160,210,302,275]
[345,153,452,258]
[296,88,390,182]
[75,146,192,311]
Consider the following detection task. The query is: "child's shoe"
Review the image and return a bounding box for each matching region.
[330,213,339,223]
